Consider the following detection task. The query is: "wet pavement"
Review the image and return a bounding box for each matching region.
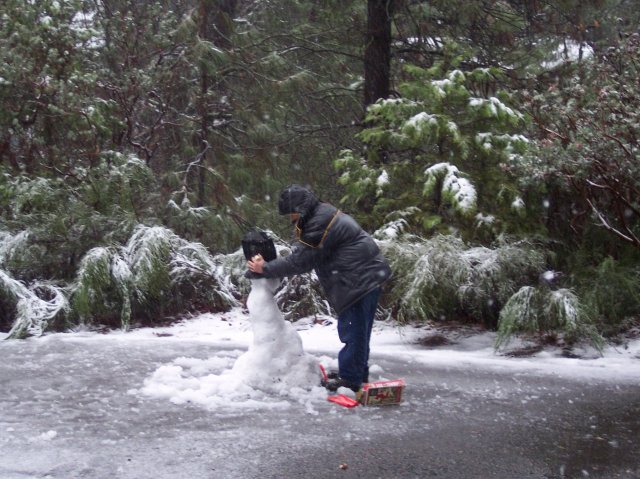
[1,335,639,479]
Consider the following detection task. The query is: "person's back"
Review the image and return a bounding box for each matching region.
[303,201,390,315]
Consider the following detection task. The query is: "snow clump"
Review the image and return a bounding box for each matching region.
[138,277,323,411]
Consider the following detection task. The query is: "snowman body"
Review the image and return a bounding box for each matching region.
[231,277,320,391]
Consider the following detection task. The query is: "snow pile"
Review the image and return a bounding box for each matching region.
[138,278,324,410]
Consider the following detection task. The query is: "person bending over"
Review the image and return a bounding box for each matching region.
[247,184,391,393]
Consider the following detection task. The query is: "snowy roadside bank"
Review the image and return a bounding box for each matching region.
[3,308,639,385]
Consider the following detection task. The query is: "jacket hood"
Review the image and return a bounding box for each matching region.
[277,184,319,218]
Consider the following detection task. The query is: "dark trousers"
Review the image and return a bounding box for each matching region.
[337,287,381,386]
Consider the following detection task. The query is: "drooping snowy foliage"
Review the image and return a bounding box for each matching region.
[377,233,545,328]
[377,230,603,344]
[424,163,477,215]
[0,271,68,339]
[468,96,523,124]
[373,217,411,241]
[0,230,29,268]
[0,229,69,338]
[71,225,238,330]
[496,286,602,349]
[5,224,318,338]
[164,186,245,254]
[275,272,331,321]
[72,246,128,329]
[0,153,159,284]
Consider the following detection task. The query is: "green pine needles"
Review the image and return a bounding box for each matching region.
[576,257,640,336]
[379,234,545,327]
[496,286,603,350]
[70,225,238,331]
[379,232,604,348]
[72,246,129,329]
[423,163,477,217]
[335,61,529,238]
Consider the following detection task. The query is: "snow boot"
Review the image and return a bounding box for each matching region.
[326,370,339,380]
[321,376,361,394]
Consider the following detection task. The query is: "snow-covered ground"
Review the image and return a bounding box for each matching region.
[2,285,640,479]
[2,300,637,414]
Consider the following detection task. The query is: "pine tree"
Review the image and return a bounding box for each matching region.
[0,0,105,173]
[336,58,529,240]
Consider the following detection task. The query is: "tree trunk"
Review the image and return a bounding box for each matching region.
[364,0,394,109]
[195,0,237,207]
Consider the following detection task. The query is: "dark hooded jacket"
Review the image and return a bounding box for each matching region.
[261,185,391,314]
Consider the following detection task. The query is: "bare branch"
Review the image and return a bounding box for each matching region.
[587,199,640,249]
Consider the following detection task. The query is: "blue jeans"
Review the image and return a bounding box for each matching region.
[337,287,381,386]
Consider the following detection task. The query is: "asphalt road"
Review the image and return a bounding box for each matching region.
[1,336,638,479]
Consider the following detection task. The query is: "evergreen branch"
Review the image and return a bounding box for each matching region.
[603,133,634,159]
[183,140,211,184]
[275,44,363,61]
[284,122,363,135]
[587,198,640,249]
[541,127,569,142]
[587,163,640,218]
[241,31,362,61]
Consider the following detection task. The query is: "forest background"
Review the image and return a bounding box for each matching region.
[0,0,638,348]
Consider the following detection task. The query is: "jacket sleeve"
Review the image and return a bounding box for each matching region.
[261,242,318,278]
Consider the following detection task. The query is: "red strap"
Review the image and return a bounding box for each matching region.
[319,364,328,382]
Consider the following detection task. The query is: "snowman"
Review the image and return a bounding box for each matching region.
[232,233,321,393]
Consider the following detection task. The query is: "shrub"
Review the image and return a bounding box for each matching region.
[70,225,238,329]
[0,270,68,339]
[72,247,128,329]
[496,286,603,350]
[458,240,546,327]
[378,232,545,327]
[275,272,330,321]
[0,153,159,281]
[576,257,640,335]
